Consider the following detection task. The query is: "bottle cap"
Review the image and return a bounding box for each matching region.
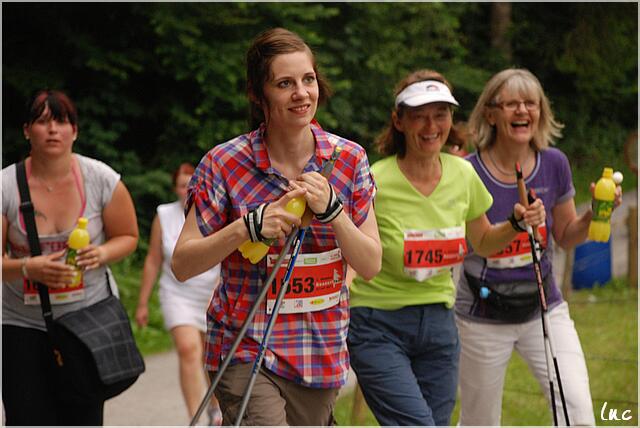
[77,217,88,228]
[612,171,624,184]
[602,167,613,178]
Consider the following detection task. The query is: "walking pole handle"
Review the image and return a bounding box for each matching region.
[515,162,529,208]
[515,162,543,244]
[300,145,343,228]
[515,162,547,310]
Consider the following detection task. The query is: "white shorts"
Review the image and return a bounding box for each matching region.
[159,287,212,332]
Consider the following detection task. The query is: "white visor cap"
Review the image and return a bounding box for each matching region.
[395,80,459,108]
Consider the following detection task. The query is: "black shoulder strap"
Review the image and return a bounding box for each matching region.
[16,161,41,256]
[15,161,62,364]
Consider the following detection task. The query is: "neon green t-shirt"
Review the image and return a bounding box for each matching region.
[350,153,493,310]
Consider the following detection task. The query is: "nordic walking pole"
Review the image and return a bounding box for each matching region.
[516,162,570,426]
[189,231,298,426]
[234,146,342,426]
[233,226,306,427]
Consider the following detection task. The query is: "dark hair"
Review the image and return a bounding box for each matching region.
[172,162,196,186]
[375,69,463,158]
[25,89,78,128]
[245,27,332,129]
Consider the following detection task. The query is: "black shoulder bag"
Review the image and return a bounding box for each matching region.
[16,161,145,400]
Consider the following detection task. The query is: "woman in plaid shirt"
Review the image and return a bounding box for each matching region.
[172,28,381,426]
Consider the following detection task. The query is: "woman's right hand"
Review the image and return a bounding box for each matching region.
[259,187,306,241]
[135,304,148,328]
[25,250,75,288]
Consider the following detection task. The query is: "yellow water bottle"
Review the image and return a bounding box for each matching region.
[238,197,306,264]
[588,168,616,242]
[66,217,90,287]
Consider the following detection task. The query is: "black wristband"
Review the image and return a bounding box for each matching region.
[315,185,343,224]
[508,212,527,232]
[243,203,269,242]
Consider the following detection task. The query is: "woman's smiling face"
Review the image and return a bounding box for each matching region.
[393,102,453,158]
[487,87,541,147]
[261,50,319,130]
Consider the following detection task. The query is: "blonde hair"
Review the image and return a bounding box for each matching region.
[468,68,564,151]
[375,69,463,158]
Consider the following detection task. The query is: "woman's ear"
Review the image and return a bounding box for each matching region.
[485,108,496,127]
[247,84,259,105]
[391,111,403,133]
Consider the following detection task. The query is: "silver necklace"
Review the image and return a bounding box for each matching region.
[34,171,71,192]
[486,149,527,177]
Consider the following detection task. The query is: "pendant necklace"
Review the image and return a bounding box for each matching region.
[486,148,531,177]
[34,168,72,192]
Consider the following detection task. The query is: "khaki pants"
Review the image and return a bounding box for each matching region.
[211,363,339,426]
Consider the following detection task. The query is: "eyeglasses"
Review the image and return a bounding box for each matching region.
[488,100,540,112]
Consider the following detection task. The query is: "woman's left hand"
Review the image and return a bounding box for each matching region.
[76,244,105,271]
[294,172,332,215]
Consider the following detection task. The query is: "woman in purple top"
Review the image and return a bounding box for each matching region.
[455,69,622,425]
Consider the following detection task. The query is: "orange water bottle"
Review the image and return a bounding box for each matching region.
[238,197,306,264]
[66,217,90,287]
[588,168,616,242]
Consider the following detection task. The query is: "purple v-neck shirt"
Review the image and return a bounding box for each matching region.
[455,147,575,323]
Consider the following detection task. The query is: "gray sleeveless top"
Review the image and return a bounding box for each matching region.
[2,154,121,331]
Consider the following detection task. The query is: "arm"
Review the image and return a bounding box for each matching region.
[172,187,306,282]
[551,198,591,249]
[2,214,24,282]
[329,204,381,280]
[135,214,163,328]
[76,181,139,270]
[171,206,246,281]
[466,214,519,257]
[466,199,546,257]
[293,173,381,280]
[2,215,74,288]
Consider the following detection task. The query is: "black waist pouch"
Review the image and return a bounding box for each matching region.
[466,272,551,323]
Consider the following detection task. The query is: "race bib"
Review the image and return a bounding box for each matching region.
[266,248,344,314]
[487,225,548,269]
[404,226,467,282]
[23,275,86,305]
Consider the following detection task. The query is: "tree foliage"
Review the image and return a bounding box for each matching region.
[3,2,637,259]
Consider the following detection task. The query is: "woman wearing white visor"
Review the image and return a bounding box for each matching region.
[347,69,545,426]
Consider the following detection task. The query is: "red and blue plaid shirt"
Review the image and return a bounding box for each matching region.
[186,121,375,388]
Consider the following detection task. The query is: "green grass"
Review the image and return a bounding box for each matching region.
[337,279,638,426]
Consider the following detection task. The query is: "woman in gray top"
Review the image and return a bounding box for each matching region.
[2,89,138,425]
